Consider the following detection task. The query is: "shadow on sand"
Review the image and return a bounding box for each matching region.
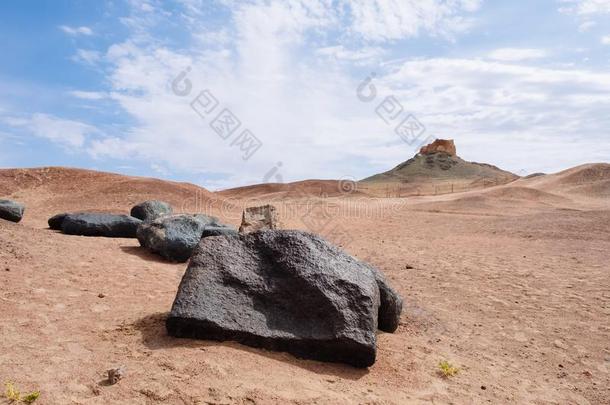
[119,245,170,263]
[132,312,370,380]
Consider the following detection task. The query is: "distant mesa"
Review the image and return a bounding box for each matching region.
[362,139,518,185]
[419,139,456,156]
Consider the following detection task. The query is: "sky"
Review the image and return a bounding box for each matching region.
[0,0,609,190]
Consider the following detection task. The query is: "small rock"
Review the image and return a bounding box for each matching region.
[98,293,105,298]
[130,200,173,222]
[370,264,403,333]
[137,214,234,262]
[554,339,567,349]
[0,199,25,223]
[238,204,279,233]
[107,366,126,385]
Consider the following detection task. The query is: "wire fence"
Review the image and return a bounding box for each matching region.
[355,177,510,198]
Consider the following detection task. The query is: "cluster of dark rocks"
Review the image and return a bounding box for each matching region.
[0,199,25,223]
[48,200,235,262]
[27,200,403,368]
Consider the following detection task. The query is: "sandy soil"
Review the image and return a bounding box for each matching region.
[0,166,609,404]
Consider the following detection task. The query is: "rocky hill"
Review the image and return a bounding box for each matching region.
[361,139,518,185]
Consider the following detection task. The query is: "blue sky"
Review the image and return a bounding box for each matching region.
[1,0,609,189]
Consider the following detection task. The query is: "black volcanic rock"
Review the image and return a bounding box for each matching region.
[137,214,234,262]
[0,200,25,223]
[130,200,173,222]
[166,230,403,367]
[61,213,142,238]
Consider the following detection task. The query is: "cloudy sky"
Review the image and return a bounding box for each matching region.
[1,0,609,189]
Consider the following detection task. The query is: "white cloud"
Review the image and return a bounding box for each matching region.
[488,48,548,62]
[69,90,107,100]
[316,45,385,64]
[602,35,610,44]
[343,0,482,41]
[59,25,94,36]
[578,20,597,31]
[2,113,98,148]
[559,0,610,14]
[71,49,102,65]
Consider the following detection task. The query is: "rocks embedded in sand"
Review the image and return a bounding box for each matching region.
[166,230,403,367]
[130,200,173,222]
[0,200,25,223]
[137,214,235,262]
[61,213,142,238]
[107,365,126,385]
[419,139,457,156]
[239,204,279,233]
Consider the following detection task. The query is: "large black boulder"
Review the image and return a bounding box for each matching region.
[167,230,403,367]
[130,200,173,222]
[137,214,234,262]
[0,200,25,223]
[61,213,142,238]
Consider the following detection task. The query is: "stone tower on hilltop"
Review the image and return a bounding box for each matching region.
[419,139,457,156]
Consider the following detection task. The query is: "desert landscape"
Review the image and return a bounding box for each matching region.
[1,141,609,404]
[3,2,610,404]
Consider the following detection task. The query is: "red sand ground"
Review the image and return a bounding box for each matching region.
[0,165,609,404]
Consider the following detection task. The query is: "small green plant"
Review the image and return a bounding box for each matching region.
[5,381,20,401]
[4,381,40,403]
[22,391,40,403]
[438,360,459,378]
